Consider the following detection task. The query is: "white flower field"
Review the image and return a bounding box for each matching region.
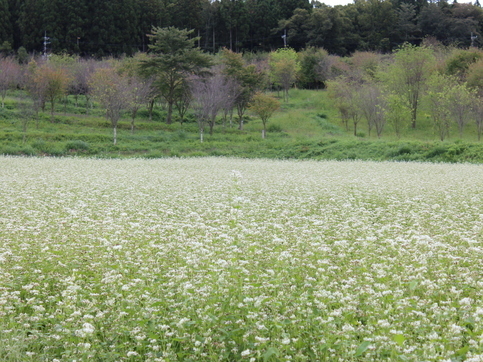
[1,156,483,361]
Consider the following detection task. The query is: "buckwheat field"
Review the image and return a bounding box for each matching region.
[1,156,483,361]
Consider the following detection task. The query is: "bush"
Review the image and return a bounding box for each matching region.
[0,144,37,156]
[65,140,89,152]
[267,123,282,133]
[426,145,447,158]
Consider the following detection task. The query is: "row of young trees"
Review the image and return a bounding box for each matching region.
[1,0,483,56]
[3,26,483,143]
[0,27,284,143]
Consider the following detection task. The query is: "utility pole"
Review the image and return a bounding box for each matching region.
[43,31,50,59]
[471,32,478,48]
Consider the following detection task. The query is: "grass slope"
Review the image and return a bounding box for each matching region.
[1,89,483,162]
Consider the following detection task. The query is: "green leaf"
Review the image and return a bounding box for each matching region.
[456,345,469,357]
[263,347,279,361]
[392,334,405,347]
[355,341,371,357]
[409,280,419,291]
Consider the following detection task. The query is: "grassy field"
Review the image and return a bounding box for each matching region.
[1,89,483,162]
[1,156,483,361]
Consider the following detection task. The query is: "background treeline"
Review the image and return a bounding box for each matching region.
[1,0,483,57]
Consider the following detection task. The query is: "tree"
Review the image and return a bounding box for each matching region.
[139,27,212,124]
[425,73,452,141]
[249,92,280,138]
[297,47,331,89]
[190,73,233,140]
[381,44,434,129]
[445,49,483,79]
[219,0,248,52]
[25,60,47,128]
[446,81,475,137]
[327,77,363,136]
[220,48,264,130]
[474,95,483,141]
[0,0,12,48]
[394,3,419,44]
[35,63,71,121]
[466,58,483,91]
[269,48,300,102]
[0,56,20,108]
[220,77,240,128]
[352,0,396,52]
[17,47,29,64]
[307,5,354,55]
[17,95,33,143]
[277,8,310,51]
[68,58,98,110]
[385,93,411,139]
[174,80,192,125]
[359,81,386,138]
[126,76,153,134]
[90,67,131,145]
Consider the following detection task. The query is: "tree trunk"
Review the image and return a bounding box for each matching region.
[148,99,154,121]
[85,95,91,115]
[50,100,55,122]
[411,107,417,129]
[167,101,173,124]
[113,125,117,145]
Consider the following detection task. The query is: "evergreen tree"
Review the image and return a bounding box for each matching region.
[139,27,212,124]
[17,0,44,52]
[219,0,249,51]
[246,0,283,50]
[0,0,12,47]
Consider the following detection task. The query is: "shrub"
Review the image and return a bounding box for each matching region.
[267,123,282,133]
[65,140,89,152]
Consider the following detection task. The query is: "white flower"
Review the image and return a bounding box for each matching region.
[282,337,291,345]
[241,349,251,357]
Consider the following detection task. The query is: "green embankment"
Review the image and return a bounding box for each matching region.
[1,89,483,163]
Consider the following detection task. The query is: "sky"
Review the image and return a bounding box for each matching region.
[319,0,475,6]
[318,0,354,6]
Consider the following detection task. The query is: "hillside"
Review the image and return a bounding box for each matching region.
[1,89,483,163]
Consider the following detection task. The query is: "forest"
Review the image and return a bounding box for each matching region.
[0,0,483,57]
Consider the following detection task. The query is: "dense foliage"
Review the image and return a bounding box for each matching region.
[1,0,483,56]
